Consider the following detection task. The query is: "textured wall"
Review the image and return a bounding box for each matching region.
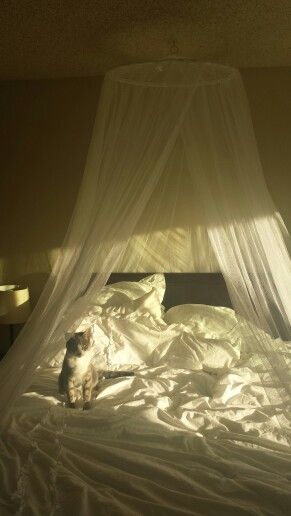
[0,68,290,309]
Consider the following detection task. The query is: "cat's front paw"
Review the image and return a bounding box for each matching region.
[83,402,92,411]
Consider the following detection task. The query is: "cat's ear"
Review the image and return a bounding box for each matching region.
[82,327,92,346]
[65,333,75,349]
[83,327,92,337]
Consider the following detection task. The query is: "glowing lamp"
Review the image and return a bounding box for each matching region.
[0,285,31,344]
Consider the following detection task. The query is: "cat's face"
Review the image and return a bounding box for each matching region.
[66,329,92,356]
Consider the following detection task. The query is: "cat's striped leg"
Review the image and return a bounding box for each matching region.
[83,373,93,410]
[67,378,77,408]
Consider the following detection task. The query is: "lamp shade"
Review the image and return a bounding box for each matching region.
[0,285,31,324]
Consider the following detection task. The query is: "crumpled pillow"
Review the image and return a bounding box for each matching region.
[46,275,165,368]
[164,304,238,339]
[102,288,163,319]
[94,273,166,306]
[94,314,182,368]
[151,330,241,372]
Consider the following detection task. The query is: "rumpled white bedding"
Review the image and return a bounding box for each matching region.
[1,340,291,515]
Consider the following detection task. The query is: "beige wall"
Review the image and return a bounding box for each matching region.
[0,68,290,309]
[241,68,291,232]
[0,77,102,305]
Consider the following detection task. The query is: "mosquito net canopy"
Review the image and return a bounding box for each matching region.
[0,59,290,424]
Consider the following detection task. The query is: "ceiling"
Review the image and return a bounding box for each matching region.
[0,0,290,79]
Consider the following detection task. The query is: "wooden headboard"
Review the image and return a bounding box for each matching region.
[107,273,232,310]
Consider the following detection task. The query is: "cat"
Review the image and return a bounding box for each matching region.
[58,328,134,410]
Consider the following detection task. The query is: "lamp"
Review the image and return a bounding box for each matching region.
[0,285,31,345]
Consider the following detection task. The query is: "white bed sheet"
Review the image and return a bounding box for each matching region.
[1,343,291,515]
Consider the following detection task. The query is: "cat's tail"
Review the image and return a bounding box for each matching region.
[103,371,135,379]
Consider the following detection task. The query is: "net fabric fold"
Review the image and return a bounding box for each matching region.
[0,60,290,425]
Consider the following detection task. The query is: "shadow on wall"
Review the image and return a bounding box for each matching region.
[0,75,103,284]
[0,69,291,318]
[0,76,102,349]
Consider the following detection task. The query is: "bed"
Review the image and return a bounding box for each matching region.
[1,274,291,516]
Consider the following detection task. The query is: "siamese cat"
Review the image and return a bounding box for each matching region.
[58,328,134,410]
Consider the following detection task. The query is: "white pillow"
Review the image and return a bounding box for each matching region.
[95,314,182,368]
[164,304,237,339]
[151,331,241,372]
[102,288,163,319]
[47,276,165,368]
[95,274,166,306]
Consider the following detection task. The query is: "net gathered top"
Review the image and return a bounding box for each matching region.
[107,59,236,88]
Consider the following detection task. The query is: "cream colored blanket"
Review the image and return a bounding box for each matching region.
[1,337,291,516]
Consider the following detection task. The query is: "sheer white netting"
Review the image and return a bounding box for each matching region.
[0,59,291,425]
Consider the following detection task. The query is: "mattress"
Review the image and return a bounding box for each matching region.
[1,338,291,516]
